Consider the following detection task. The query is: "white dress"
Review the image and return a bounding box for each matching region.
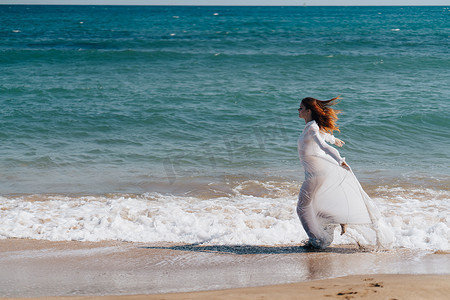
[297,120,392,249]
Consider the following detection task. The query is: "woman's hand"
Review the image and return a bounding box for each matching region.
[335,138,345,147]
[341,161,350,171]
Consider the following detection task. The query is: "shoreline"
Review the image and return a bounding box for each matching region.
[5,274,449,300]
[1,239,449,298]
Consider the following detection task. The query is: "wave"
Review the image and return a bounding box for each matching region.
[1,181,448,251]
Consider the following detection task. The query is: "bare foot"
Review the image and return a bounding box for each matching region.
[340,224,347,235]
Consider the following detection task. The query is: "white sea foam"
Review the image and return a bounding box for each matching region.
[372,186,449,250]
[0,183,448,251]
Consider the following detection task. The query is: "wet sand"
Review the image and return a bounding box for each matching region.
[1,239,449,298]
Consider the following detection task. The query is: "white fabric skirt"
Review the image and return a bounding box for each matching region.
[297,156,392,249]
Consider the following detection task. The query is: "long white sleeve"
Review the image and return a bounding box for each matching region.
[311,124,345,165]
[322,132,336,144]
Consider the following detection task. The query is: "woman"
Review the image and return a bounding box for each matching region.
[297,96,392,249]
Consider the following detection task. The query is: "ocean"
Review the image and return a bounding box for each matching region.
[0,5,449,250]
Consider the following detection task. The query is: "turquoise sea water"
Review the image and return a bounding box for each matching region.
[1,5,449,194]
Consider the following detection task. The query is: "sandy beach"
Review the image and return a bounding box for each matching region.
[4,274,450,300]
[1,239,449,299]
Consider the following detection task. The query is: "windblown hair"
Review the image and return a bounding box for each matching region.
[301,96,341,134]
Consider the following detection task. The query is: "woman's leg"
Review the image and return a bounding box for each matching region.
[297,181,320,243]
[340,224,347,235]
[297,179,336,249]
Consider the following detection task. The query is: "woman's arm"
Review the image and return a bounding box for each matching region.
[322,132,336,144]
[322,132,345,147]
[311,125,346,165]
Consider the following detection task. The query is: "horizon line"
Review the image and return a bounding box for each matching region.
[1,4,448,6]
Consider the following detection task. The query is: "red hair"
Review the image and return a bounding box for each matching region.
[301,96,341,134]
